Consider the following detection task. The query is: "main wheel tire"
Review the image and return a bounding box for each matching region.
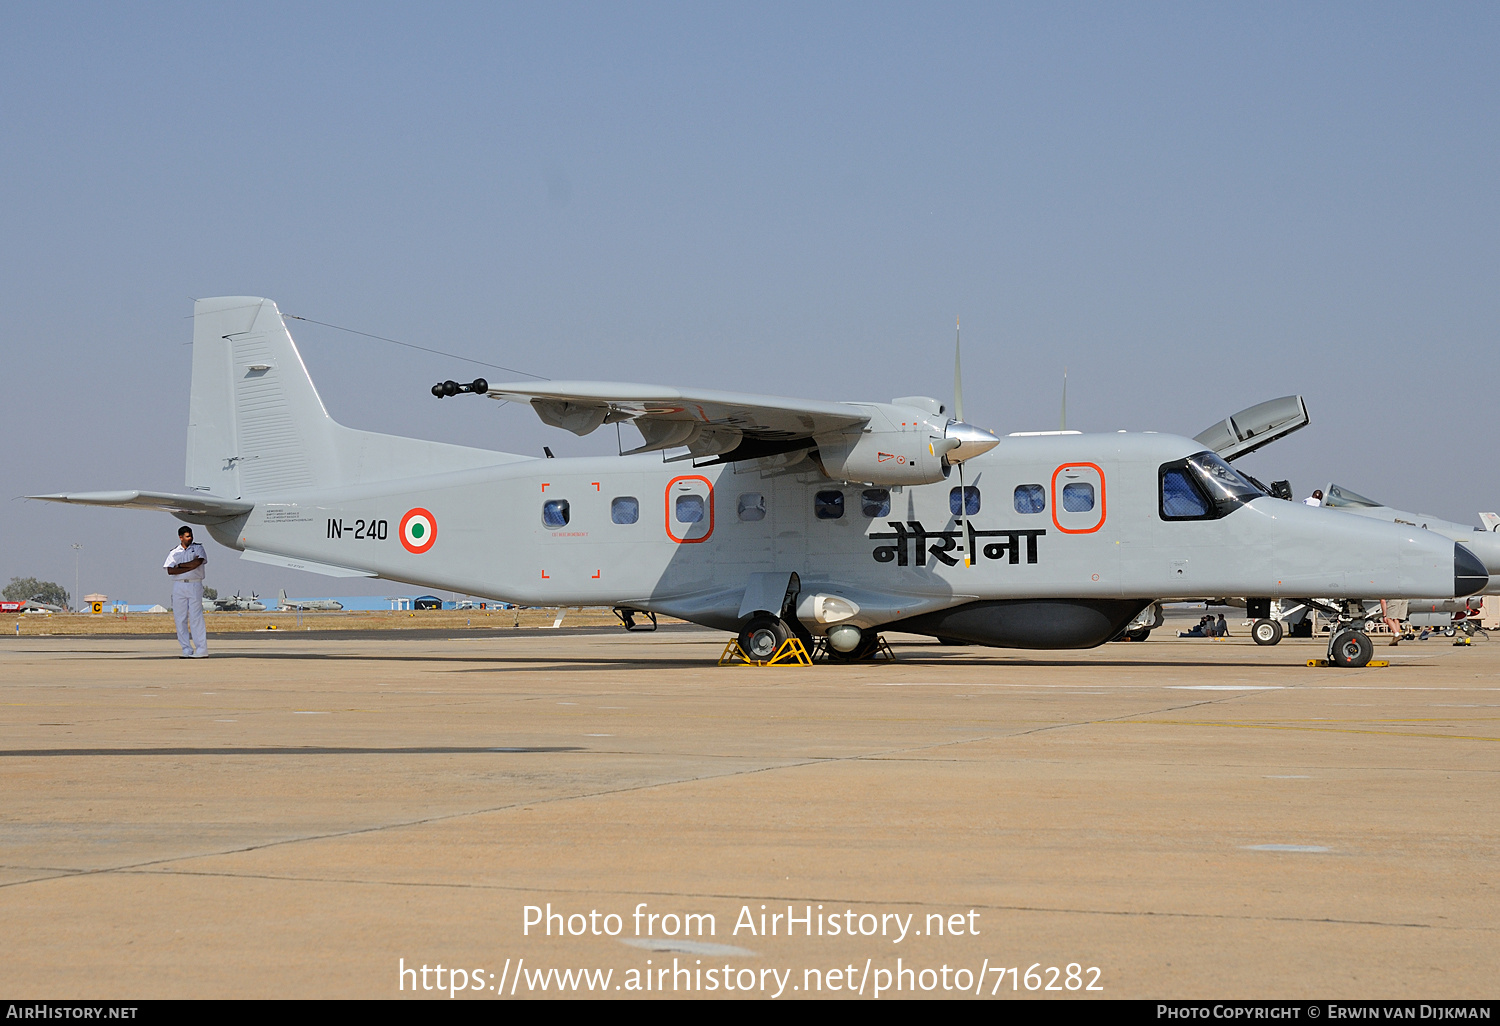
[1251,618,1284,646]
[738,614,791,661]
[825,630,882,662]
[1121,627,1151,642]
[1330,630,1373,668]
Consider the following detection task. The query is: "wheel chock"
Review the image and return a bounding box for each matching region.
[718,637,814,667]
[1306,659,1390,668]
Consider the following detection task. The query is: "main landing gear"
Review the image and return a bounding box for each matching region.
[734,614,887,663]
[1251,618,1284,646]
[737,613,793,661]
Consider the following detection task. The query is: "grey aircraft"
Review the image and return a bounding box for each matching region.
[276,589,344,612]
[210,591,265,612]
[30,297,1488,669]
[1315,484,1500,589]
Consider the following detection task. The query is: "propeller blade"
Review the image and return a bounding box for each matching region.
[953,317,964,424]
[958,460,969,568]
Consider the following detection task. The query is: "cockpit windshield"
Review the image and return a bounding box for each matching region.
[1187,451,1265,507]
[1323,484,1383,509]
[1159,451,1266,521]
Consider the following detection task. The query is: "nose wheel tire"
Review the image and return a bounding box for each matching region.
[738,614,792,661]
[1251,618,1283,646]
[1330,629,1373,668]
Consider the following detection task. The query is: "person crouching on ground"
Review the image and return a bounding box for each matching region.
[164,525,209,658]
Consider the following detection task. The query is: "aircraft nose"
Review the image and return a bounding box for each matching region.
[1455,544,1488,597]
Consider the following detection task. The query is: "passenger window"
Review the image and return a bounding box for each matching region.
[675,495,705,523]
[542,499,570,528]
[1062,482,1094,513]
[611,496,639,525]
[861,488,891,518]
[814,490,845,520]
[949,486,980,516]
[1014,484,1045,514]
[737,493,766,522]
[1161,469,1211,518]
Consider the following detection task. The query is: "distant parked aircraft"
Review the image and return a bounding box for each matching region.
[212,591,266,612]
[276,589,343,611]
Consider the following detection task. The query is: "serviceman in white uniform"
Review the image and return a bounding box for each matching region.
[164,525,209,657]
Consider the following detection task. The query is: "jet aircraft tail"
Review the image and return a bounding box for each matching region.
[185,297,521,499]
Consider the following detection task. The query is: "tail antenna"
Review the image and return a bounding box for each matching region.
[1060,367,1068,431]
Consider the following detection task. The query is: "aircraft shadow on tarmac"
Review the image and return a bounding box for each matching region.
[125,650,1319,670]
[0,746,585,758]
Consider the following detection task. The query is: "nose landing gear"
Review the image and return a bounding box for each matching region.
[1328,629,1374,668]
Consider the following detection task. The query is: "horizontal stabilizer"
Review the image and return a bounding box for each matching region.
[240,549,376,578]
[27,490,253,523]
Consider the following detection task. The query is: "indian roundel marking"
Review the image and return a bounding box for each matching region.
[400,508,437,554]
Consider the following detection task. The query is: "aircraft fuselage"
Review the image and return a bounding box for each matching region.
[210,432,1470,643]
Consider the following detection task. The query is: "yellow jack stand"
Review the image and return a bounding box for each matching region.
[718,637,814,666]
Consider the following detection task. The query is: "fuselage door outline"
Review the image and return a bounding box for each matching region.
[665,475,715,544]
[1051,463,1106,535]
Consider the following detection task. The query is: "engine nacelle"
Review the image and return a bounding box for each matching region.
[814,403,952,485]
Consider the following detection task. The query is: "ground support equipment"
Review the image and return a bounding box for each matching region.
[718,637,814,666]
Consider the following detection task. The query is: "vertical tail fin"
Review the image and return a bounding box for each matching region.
[185,297,520,499]
[187,298,331,498]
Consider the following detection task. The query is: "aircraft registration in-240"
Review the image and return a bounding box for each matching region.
[32,297,1488,668]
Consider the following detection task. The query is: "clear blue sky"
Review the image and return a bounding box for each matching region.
[3,3,1497,603]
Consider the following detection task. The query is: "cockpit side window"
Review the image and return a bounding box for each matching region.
[1324,484,1382,509]
[1160,451,1264,520]
[1160,468,1211,519]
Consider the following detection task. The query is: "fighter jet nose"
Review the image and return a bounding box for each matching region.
[945,421,1000,463]
[1455,544,1488,597]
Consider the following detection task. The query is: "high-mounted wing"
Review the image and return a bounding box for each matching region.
[432,377,1000,484]
[481,380,873,463]
[27,490,254,524]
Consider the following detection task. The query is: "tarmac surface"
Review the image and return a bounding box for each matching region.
[1,623,1496,999]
